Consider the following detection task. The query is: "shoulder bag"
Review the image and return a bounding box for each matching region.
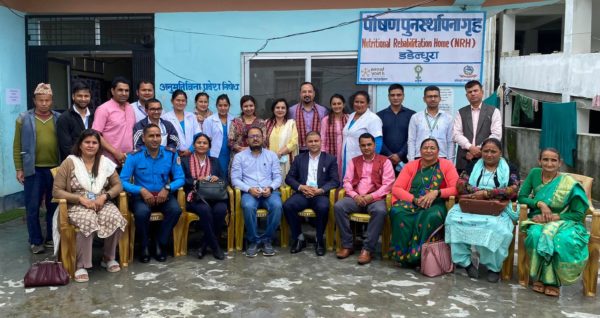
[421,225,454,277]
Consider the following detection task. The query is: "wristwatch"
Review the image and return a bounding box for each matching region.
[164,184,171,191]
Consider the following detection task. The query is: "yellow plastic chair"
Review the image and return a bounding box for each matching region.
[50,168,129,278]
[334,189,393,259]
[517,173,599,296]
[280,186,337,251]
[180,186,235,253]
[122,188,199,260]
[234,188,287,251]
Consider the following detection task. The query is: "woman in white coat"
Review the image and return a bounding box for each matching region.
[341,91,383,176]
[162,89,202,157]
[202,94,234,178]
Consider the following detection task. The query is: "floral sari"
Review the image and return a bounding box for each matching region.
[389,162,447,266]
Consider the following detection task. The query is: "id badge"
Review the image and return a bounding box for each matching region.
[307,181,317,187]
[87,192,96,200]
[279,155,289,164]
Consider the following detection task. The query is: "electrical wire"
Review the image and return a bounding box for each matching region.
[0,0,25,18]
[251,0,438,56]
[155,26,264,41]
[157,0,437,84]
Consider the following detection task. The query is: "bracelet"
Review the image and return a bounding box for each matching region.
[436,190,441,198]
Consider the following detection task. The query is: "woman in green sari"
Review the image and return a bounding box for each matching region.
[518,148,590,297]
[389,138,459,267]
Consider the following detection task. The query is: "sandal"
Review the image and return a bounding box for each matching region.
[74,268,89,283]
[544,286,560,297]
[100,259,121,273]
[532,281,546,293]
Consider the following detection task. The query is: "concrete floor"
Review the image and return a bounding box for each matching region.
[1,219,599,318]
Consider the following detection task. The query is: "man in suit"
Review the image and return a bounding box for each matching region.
[283,131,339,256]
[453,80,502,173]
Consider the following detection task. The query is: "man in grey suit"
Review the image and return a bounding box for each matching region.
[283,131,339,256]
[452,80,502,173]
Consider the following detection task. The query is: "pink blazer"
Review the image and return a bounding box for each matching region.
[392,158,459,203]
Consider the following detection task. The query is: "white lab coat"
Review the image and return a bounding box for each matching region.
[202,112,234,157]
[341,109,383,169]
[162,111,202,151]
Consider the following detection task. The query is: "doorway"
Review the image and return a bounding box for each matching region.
[47,52,133,110]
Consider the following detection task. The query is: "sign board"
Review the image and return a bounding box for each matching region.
[357,11,485,86]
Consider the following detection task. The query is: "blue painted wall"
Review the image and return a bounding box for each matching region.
[0,7,26,198]
[155,7,474,115]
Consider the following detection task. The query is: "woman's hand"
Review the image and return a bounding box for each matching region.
[209,175,219,183]
[417,190,438,209]
[79,196,97,211]
[472,190,488,200]
[538,201,553,222]
[93,194,108,211]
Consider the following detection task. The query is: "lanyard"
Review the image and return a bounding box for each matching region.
[424,110,440,137]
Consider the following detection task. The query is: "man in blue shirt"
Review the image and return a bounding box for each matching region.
[231,126,283,258]
[120,124,184,263]
[377,84,415,172]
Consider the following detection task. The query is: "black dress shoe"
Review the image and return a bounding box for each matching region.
[139,246,151,263]
[290,239,307,254]
[315,241,325,256]
[197,243,207,259]
[212,246,225,260]
[155,242,167,262]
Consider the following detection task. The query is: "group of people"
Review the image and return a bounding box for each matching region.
[13,78,591,297]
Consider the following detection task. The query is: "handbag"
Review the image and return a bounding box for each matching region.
[194,179,228,202]
[420,225,454,278]
[459,197,509,216]
[23,259,69,287]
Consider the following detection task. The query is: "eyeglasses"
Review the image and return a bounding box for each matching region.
[147,108,162,112]
[248,134,262,139]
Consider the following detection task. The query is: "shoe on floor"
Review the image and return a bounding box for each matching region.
[212,247,225,260]
[262,242,276,256]
[74,268,89,283]
[465,264,479,279]
[44,240,54,248]
[101,260,121,273]
[357,249,372,265]
[487,270,500,283]
[336,248,354,259]
[315,240,325,256]
[31,244,45,254]
[246,243,259,258]
[290,239,307,254]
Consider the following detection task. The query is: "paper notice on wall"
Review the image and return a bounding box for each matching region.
[439,87,454,113]
[5,88,21,105]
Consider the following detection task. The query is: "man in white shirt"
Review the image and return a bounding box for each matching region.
[132,80,155,123]
[407,86,455,162]
[452,80,502,172]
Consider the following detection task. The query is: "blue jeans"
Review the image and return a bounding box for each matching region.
[131,194,182,248]
[241,191,282,244]
[24,167,57,245]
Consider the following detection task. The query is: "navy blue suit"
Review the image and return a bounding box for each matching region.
[283,152,339,243]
